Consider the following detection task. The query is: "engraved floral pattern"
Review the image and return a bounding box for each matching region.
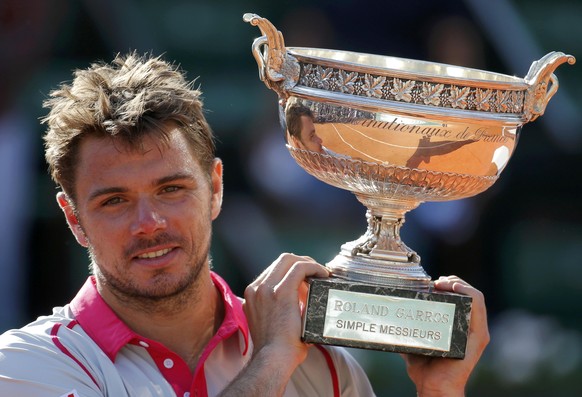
[363,74,386,98]
[449,86,471,109]
[338,70,358,94]
[298,63,525,114]
[301,64,318,87]
[391,78,415,102]
[495,91,511,113]
[316,67,334,90]
[510,91,524,113]
[421,82,444,106]
[475,88,493,111]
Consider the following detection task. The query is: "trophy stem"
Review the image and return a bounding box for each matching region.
[327,194,431,289]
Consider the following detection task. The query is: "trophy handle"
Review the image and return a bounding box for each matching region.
[523,51,576,122]
[244,13,300,99]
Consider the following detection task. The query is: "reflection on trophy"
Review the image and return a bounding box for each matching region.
[244,13,575,358]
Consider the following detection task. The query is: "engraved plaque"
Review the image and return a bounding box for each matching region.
[323,289,456,352]
[303,278,472,358]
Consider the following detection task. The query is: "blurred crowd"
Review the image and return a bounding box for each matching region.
[1,0,580,395]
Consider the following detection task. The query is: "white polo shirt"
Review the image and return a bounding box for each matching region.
[0,273,375,397]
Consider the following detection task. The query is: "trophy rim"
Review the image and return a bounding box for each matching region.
[288,46,527,89]
[287,48,531,123]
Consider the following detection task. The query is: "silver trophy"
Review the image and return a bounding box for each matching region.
[244,13,574,358]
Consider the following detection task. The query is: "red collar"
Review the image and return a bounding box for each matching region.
[69,273,250,362]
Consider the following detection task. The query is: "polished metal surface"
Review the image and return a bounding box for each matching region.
[244,13,575,288]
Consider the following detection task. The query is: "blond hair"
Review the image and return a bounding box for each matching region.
[43,52,215,200]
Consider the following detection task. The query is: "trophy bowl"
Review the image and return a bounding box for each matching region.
[244,13,574,357]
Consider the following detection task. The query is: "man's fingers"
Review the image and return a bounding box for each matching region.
[434,275,490,351]
[244,253,329,307]
[250,253,318,287]
[274,260,329,293]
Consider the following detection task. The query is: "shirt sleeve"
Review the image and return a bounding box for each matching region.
[289,345,376,397]
[0,328,104,396]
[325,345,377,397]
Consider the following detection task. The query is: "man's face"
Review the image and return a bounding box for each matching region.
[297,115,323,153]
[58,125,222,303]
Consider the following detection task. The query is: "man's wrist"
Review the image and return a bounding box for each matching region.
[417,390,465,397]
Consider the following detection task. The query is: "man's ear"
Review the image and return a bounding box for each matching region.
[56,192,89,247]
[288,133,304,150]
[288,133,299,146]
[210,158,223,221]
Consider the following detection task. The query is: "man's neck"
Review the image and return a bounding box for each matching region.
[98,271,225,372]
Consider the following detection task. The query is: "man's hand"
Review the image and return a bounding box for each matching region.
[401,276,490,397]
[219,253,329,397]
[244,253,329,364]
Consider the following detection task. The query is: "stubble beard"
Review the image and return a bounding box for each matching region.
[90,236,211,315]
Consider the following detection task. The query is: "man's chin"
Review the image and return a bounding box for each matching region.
[94,255,207,309]
[133,273,195,300]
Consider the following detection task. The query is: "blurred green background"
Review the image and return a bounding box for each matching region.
[1,0,580,395]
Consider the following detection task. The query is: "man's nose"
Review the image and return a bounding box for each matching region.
[130,198,167,235]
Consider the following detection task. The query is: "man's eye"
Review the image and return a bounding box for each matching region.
[162,186,181,193]
[103,197,124,206]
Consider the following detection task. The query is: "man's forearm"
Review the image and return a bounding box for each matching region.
[218,347,299,397]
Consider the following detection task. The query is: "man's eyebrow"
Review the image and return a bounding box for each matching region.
[87,173,197,202]
[88,186,128,202]
[155,172,197,186]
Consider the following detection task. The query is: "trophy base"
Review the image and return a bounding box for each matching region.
[302,277,472,358]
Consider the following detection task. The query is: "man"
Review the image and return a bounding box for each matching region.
[286,103,325,154]
[285,103,349,160]
[0,53,489,396]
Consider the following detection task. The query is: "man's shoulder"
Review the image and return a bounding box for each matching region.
[0,305,74,345]
[0,304,93,369]
[0,305,110,395]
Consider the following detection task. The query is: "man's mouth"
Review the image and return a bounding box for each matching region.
[136,248,173,259]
